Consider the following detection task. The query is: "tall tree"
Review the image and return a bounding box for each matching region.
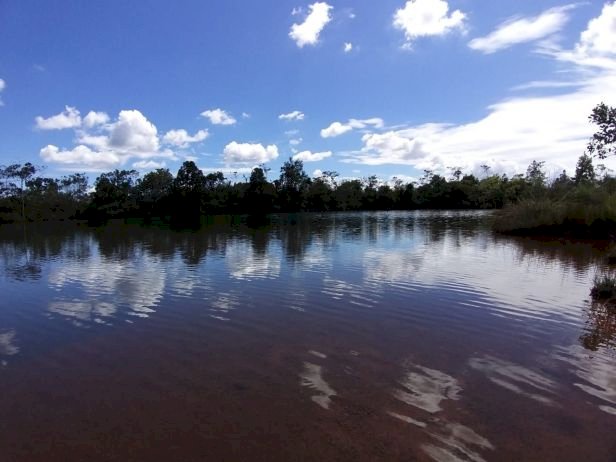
[173,161,205,222]
[4,163,37,221]
[587,102,616,159]
[277,158,310,211]
[526,160,546,188]
[574,154,595,185]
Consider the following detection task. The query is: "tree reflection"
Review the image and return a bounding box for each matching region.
[580,301,616,352]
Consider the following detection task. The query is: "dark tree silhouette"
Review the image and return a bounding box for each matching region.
[588,102,616,159]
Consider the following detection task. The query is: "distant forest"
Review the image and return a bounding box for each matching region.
[0,154,609,225]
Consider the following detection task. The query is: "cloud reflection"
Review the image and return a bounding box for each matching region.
[299,362,337,410]
[226,240,281,281]
[47,249,165,323]
[553,345,616,416]
[468,355,557,405]
[393,364,462,414]
[0,329,19,358]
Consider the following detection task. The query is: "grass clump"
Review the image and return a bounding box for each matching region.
[493,189,616,238]
[591,274,616,302]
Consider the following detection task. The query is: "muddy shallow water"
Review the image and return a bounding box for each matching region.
[0,211,614,461]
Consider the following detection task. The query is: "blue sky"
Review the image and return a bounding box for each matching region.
[1,0,615,183]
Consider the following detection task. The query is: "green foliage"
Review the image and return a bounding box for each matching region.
[587,102,616,159]
[493,186,616,237]
[591,273,616,301]
[90,169,139,220]
[277,158,310,211]
[574,154,595,185]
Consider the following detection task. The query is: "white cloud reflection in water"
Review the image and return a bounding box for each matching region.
[553,344,616,416]
[48,301,116,326]
[393,364,462,414]
[423,422,495,462]
[362,230,590,325]
[388,361,494,462]
[0,330,19,366]
[468,355,557,405]
[226,240,281,281]
[299,361,337,410]
[47,245,166,324]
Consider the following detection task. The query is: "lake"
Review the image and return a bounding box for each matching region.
[0,211,614,461]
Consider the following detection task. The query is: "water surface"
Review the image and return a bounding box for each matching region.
[0,211,614,461]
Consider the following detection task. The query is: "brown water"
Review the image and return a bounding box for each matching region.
[0,211,614,462]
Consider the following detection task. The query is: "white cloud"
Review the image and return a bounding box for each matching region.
[540,2,616,70]
[292,150,332,162]
[35,106,82,130]
[321,122,353,138]
[83,111,110,128]
[201,167,253,176]
[40,145,120,170]
[344,42,353,52]
[109,110,160,153]
[133,160,167,170]
[320,118,384,138]
[289,2,333,48]
[39,109,176,171]
[393,0,466,47]
[468,5,575,54]
[279,110,305,121]
[343,4,616,176]
[344,71,616,175]
[290,138,303,145]
[162,129,209,147]
[511,80,584,91]
[242,112,251,119]
[0,78,5,106]
[576,1,616,57]
[223,141,279,165]
[200,108,237,125]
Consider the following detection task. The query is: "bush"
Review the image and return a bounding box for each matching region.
[591,273,616,301]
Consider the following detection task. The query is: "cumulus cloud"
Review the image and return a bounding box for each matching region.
[344,42,353,52]
[468,5,576,54]
[223,141,279,165]
[83,111,110,128]
[201,108,237,125]
[0,78,5,106]
[162,129,209,147]
[290,138,303,146]
[39,109,176,171]
[320,118,384,138]
[35,106,82,130]
[289,2,333,48]
[279,110,305,121]
[393,0,466,47]
[40,145,120,170]
[292,150,332,162]
[576,1,616,58]
[344,4,616,176]
[108,110,160,153]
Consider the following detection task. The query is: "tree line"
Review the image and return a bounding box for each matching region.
[0,154,607,225]
[1,102,614,226]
